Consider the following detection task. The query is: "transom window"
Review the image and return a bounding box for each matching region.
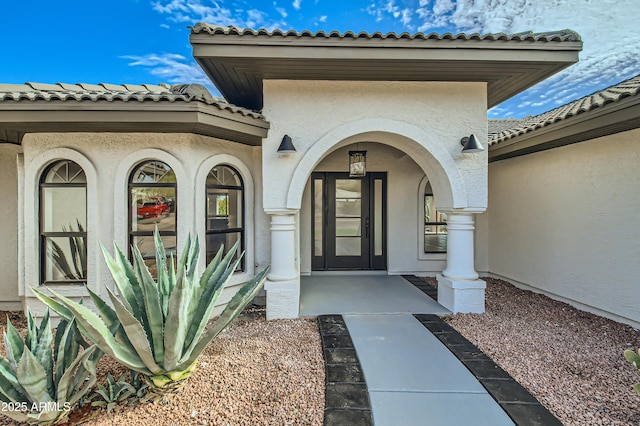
[424,182,447,253]
[129,161,177,274]
[40,160,87,284]
[206,165,244,270]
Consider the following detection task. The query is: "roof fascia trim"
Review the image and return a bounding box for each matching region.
[488,96,640,162]
[0,101,269,146]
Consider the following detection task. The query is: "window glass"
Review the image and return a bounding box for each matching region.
[424,182,447,253]
[40,160,87,284]
[206,165,244,269]
[129,161,177,274]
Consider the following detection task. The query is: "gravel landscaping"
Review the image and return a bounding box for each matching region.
[429,276,640,426]
[1,277,640,425]
[0,308,325,426]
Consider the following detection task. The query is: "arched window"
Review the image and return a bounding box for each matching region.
[129,161,177,274]
[424,181,447,253]
[206,165,244,270]
[40,160,87,284]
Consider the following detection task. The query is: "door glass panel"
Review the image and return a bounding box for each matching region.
[374,179,383,256]
[336,218,361,236]
[314,179,323,256]
[336,237,361,256]
[335,179,362,257]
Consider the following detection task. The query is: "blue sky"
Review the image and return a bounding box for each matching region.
[1,0,638,118]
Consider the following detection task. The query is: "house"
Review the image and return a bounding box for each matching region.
[0,23,636,327]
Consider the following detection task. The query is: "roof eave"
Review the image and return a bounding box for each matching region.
[488,95,640,162]
[0,101,270,145]
[190,32,582,110]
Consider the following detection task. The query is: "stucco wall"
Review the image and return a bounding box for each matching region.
[0,145,22,310]
[487,128,640,327]
[261,80,488,213]
[300,143,448,274]
[19,133,265,316]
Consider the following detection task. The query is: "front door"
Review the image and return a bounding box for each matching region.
[312,172,386,270]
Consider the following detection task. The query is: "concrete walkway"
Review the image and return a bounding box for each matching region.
[304,275,514,425]
[344,314,514,425]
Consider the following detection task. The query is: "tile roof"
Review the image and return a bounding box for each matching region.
[489,74,640,146]
[191,24,581,43]
[0,82,264,119]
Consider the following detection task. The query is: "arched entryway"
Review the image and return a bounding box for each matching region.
[263,119,487,319]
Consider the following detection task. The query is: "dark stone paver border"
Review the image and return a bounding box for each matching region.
[404,275,563,426]
[318,315,373,426]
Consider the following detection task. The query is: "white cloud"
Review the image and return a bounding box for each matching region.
[151,0,286,29]
[121,53,219,94]
[377,0,639,116]
[293,0,302,10]
[319,15,327,22]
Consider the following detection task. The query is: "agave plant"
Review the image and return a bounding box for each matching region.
[90,372,135,412]
[0,309,101,424]
[34,229,268,402]
[624,348,640,394]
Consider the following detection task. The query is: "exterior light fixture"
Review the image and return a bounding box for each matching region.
[349,150,367,177]
[277,134,296,155]
[460,134,484,153]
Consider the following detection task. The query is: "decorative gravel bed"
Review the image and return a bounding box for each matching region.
[427,277,640,426]
[0,308,325,426]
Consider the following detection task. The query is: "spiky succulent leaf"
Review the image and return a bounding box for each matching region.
[182,245,240,354]
[31,310,54,395]
[56,345,98,407]
[100,244,141,317]
[105,286,162,375]
[162,266,194,371]
[180,266,268,368]
[131,245,165,365]
[16,349,53,405]
[86,287,118,327]
[4,319,25,366]
[624,349,640,368]
[34,288,148,372]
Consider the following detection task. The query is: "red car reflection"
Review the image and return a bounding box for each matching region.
[137,199,170,219]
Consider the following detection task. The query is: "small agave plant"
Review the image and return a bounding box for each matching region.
[34,229,268,402]
[90,372,135,412]
[624,348,640,394]
[0,309,101,424]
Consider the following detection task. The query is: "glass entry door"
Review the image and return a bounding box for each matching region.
[312,172,386,270]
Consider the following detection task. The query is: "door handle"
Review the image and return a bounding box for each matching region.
[365,218,370,239]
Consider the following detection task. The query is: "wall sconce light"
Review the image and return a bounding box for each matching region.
[460,134,484,153]
[277,134,296,155]
[349,150,367,177]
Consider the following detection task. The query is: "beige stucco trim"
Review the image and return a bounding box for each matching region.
[112,148,190,273]
[194,154,256,285]
[286,118,470,211]
[22,147,99,299]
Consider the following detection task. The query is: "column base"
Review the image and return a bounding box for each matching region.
[437,274,486,314]
[265,278,300,320]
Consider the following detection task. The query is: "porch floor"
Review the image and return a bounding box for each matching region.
[299,274,450,316]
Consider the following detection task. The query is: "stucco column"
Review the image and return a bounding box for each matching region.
[264,211,300,320]
[437,212,486,313]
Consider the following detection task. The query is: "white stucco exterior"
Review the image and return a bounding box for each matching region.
[487,128,640,327]
[261,80,489,317]
[0,144,22,310]
[17,132,267,316]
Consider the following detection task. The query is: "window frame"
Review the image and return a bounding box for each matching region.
[128,160,178,261]
[423,190,448,254]
[39,160,87,285]
[205,165,245,271]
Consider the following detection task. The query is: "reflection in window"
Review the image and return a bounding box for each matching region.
[206,165,244,270]
[424,182,447,253]
[40,160,87,284]
[129,161,177,275]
